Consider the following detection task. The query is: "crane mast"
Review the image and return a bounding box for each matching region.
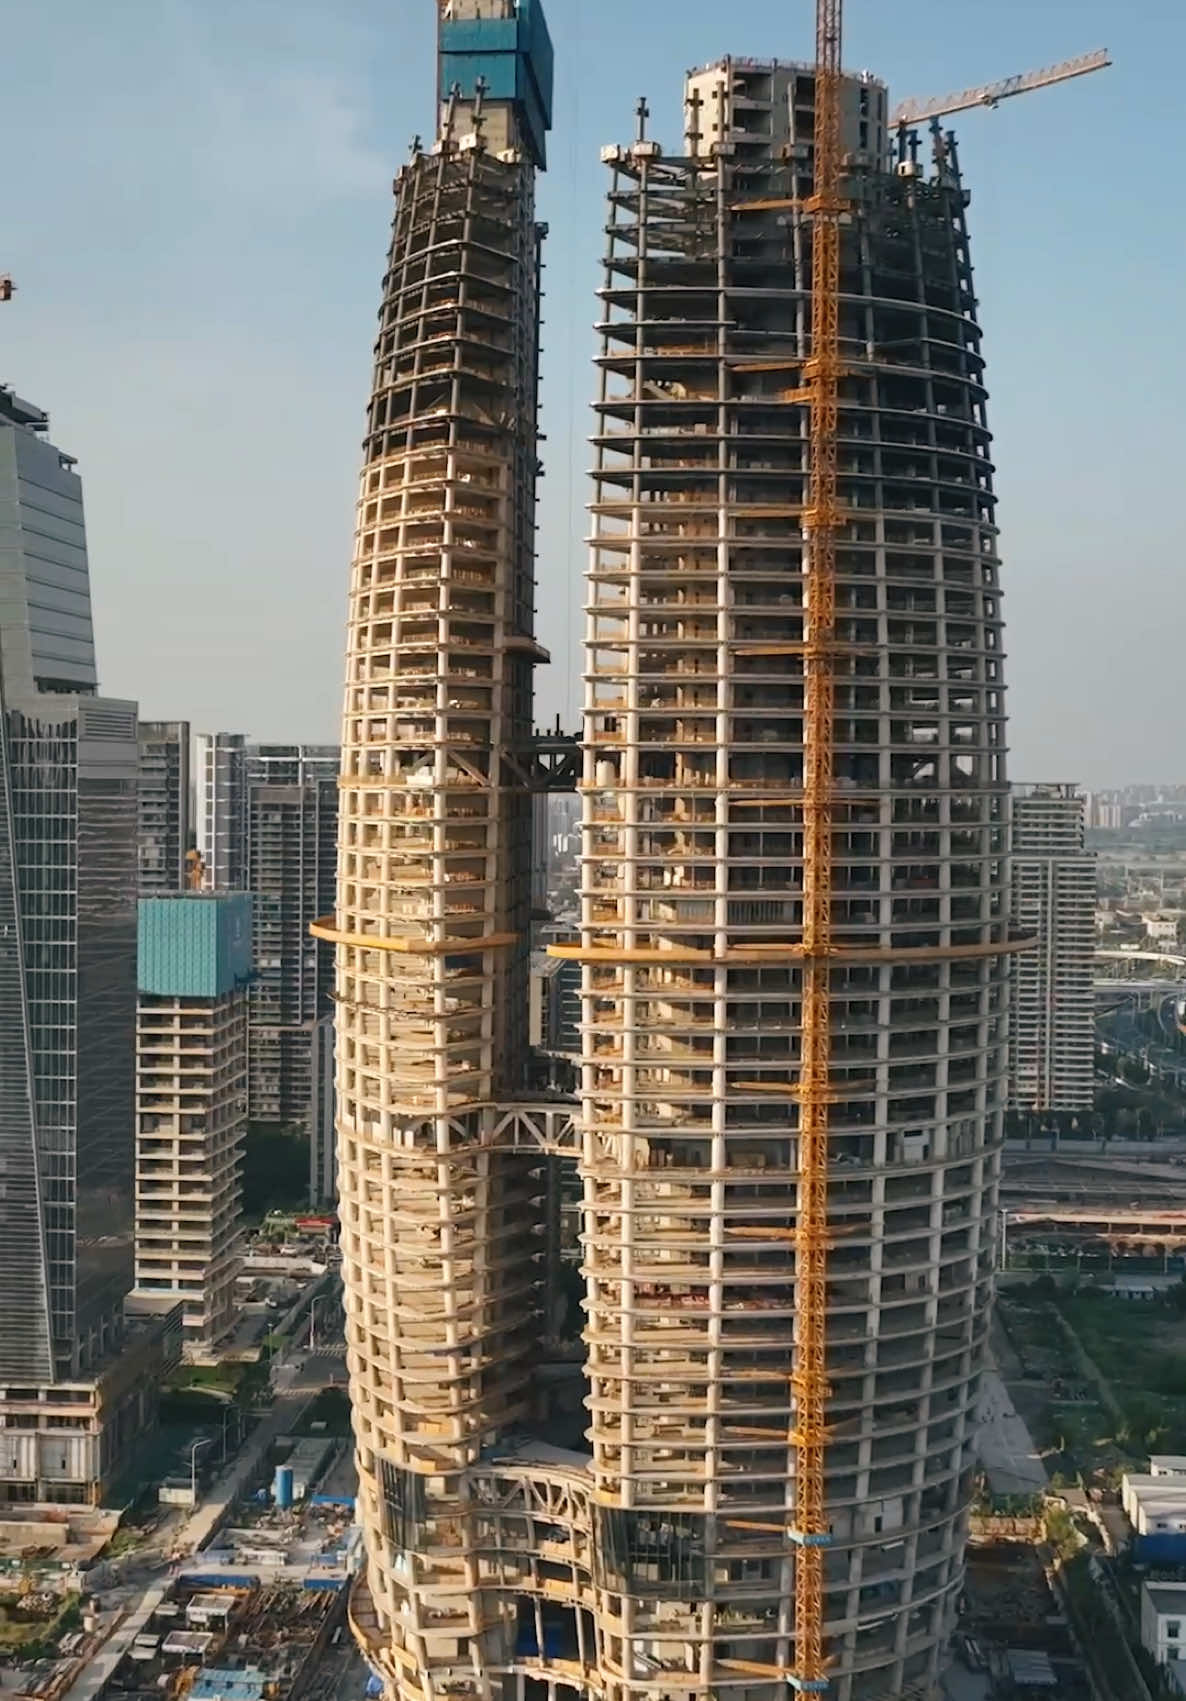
[789,18,1109,1691]
[793,0,843,1688]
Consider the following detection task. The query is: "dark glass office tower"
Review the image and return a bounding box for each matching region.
[0,386,138,1385]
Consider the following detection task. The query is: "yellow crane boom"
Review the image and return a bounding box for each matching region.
[891,48,1110,129]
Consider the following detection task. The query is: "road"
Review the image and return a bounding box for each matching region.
[276,1351,349,1395]
[178,1390,312,1553]
[1097,998,1186,1090]
[975,1368,1047,1497]
[302,1634,368,1701]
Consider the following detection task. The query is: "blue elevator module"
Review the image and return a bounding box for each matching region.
[438,0,554,168]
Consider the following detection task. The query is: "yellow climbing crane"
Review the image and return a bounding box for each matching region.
[790,12,1109,1692]
[790,0,843,1689]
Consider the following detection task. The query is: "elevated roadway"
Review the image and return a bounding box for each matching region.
[1004,1202,1186,1253]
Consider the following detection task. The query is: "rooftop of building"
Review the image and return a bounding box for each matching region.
[687,55,884,85]
[1124,1473,1186,1500]
[138,893,253,999]
[1145,1582,1186,1615]
[1014,782,1085,800]
[0,386,49,433]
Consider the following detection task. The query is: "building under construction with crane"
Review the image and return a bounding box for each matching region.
[326,4,1105,1699]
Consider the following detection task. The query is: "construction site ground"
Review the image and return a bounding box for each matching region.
[995,1279,1186,1489]
[958,1539,1093,1699]
[95,1575,346,1701]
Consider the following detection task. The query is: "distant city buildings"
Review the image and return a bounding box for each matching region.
[1010,783,1096,1111]
[1085,792,1125,832]
[196,737,338,1128]
[138,719,190,892]
[528,951,579,1055]
[308,1014,336,1208]
[244,746,337,1126]
[1145,911,1185,947]
[196,731,248,891]
[130,895,251,1358]
[0,385,176,1505]
[530,794,550,917]
[1086,787,1186,833]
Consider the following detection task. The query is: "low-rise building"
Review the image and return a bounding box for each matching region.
[0,1307,181,1505]
[1141,1579,1186,1689]
[1145,911,1185,946]
[1122,1471,1186,1535]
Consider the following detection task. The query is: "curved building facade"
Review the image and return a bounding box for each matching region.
[571,59,1010,1701]
[332,35,1011,1701]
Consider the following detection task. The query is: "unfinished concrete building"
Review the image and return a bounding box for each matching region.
[331,22,1015,1701]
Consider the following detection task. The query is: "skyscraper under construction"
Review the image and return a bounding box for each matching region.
[330,14,1015,1701]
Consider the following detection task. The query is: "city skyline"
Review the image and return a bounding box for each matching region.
[0,0,1177,786]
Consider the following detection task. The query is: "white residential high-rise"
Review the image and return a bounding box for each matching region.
[138,719,190,892]
[196,731,248,892]
[130,895,251,1356]
[196,738,339,1125]
[1009,784,1096,1111]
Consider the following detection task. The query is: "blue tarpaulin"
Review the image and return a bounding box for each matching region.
[180,1574,258,1590]
[192,1668,267,1701]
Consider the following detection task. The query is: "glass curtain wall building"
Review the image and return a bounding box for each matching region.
[0,386,138,1386]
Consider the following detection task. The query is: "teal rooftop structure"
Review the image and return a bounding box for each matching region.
[137,894,253,999]
[438,0,553,167]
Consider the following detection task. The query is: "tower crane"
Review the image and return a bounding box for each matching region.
[790,8,1111,1696]
[793,0,844,1688]
[891,49,1110,129]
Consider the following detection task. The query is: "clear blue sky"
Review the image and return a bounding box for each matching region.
[1,0,1179,785]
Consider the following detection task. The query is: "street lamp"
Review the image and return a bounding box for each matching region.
[190,1437,215,1507]
[309,1296,325,1355]
[220,1404,239,1464]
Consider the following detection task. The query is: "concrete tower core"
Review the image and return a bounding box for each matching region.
[333,36,1012,1701]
